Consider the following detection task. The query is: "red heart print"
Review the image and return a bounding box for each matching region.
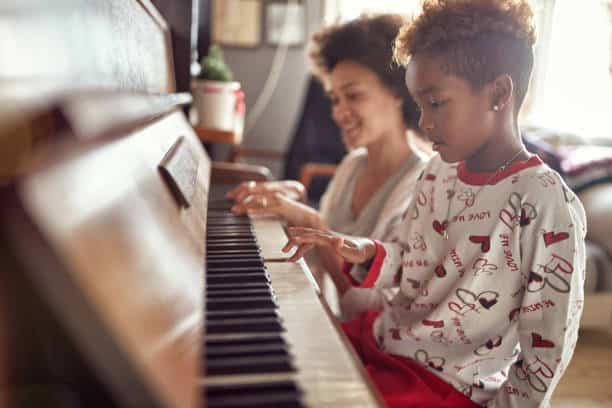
[543,231,569,247]
[406,278,420,289]
[485,336,502,349]
[528,272,543,283]
[390,328,401,340]
[435,265,447,277]
[433,220,448,236]
[469,235,490,252]
[531,333,555,348]
[428,360,444,371]
[425,173,436,181]
[393,271,402,284]
[448,301,476,316]
[422,319,444,328]
[478,296,497,309]
[508,308,520,322]
[520,208,531,226]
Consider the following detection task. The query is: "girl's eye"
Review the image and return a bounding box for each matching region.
[429,99,445,109]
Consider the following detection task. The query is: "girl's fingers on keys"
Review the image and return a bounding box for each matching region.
[288,244,314,262]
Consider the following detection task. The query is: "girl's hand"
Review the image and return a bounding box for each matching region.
[282,227,376,264]
[226,180,305,202]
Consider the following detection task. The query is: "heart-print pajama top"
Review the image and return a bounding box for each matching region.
[350,154,586,408]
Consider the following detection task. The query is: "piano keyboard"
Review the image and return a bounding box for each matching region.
[202,185,383,408]
[205,186,304,407]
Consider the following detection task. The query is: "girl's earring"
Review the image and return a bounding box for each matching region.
[493,105,500,112]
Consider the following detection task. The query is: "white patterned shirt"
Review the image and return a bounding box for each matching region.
[350,154,586,408]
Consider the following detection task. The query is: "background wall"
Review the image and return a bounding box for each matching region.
[218,1,325,177]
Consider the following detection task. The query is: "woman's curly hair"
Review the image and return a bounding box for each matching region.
[394,0,536,112]
[309,14,420,131]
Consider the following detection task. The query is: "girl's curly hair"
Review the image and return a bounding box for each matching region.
[394,0,536,112]
[309,14,420,131]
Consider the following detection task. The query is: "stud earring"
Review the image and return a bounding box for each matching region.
[493,105,499,112]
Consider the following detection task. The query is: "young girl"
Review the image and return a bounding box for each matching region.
[283,1,587,407]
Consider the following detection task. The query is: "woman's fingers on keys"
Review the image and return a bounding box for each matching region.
[226,181,254,199]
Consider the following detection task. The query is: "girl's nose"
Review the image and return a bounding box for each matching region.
[418,112,434,133]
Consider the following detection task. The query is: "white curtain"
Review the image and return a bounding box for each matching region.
[525,0,612,141]
[324,0,612,140]
[324,0,420,23]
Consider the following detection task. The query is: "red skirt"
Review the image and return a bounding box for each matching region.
[342,311,482,408]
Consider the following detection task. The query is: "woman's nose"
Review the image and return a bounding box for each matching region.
[332,103,351,125]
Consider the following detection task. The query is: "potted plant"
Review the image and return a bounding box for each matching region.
[191,44,244,142]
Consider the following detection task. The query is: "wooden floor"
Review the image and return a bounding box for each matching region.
[552,328,612,407]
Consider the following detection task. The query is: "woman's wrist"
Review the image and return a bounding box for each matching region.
[283,181,306,202]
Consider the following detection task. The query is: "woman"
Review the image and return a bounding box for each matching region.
[229,14,430,317]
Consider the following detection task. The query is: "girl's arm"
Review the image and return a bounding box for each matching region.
[283,228,404,296]
[488,182,587,408]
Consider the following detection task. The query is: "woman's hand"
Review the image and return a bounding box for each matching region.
[231,192,324,229]
[226,180,306,202]
[282,227,376,264]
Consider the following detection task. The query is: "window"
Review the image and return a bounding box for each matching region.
[326,0,612,141]
[525,0,612,141]
[324,0,420,23]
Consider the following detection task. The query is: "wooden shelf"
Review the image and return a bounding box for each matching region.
[193,126,242,145]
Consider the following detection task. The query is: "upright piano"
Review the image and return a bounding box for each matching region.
[0,1,382,407]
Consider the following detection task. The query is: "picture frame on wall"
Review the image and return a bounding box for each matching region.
[265,1,306,46]
[212,0,262,48]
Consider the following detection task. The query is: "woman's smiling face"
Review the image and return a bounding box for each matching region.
[405,53,496,163]
[328,60,405,150]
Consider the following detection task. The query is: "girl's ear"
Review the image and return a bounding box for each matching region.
[490,74,514,112]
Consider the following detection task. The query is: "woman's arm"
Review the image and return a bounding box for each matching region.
[227,180,306,202]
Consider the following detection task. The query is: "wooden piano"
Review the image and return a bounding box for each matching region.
[0,1,383,407]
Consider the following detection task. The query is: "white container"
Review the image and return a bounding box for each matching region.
[191,79,245,135]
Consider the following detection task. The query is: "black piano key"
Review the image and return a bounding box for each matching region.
[206,237,257,246]
[206,317,284,334]
[206,381,303,408]
[206,288,273,298]
[206,231,254,238]
[206,309,279,322]
[206,334,286,348]
[206,243,260,251]
[206,282,269,291]
[206,342,288,358]
[206,273,270,285]
[207,220,252,227]
[207,296,277,311]
[206,252,261,260]
[206,266,267,276]
[207,258,264,268]
[206,354,295,376]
